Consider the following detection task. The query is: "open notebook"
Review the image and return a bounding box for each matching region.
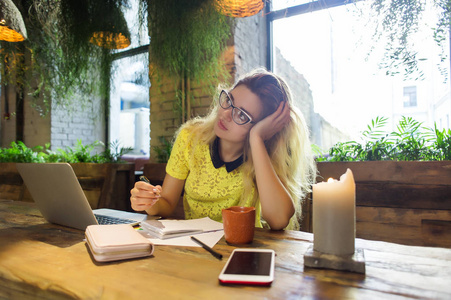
[140,217,224,239]
[17,163,150,230]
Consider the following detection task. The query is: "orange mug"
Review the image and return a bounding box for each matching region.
[222,206,256,244]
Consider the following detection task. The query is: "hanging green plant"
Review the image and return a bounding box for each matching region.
[148,0,233,80]
[147,0,233,125]
[363,0,451,80]
[0,0,131,115]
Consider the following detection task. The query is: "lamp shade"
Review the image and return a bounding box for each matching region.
[0,0,27,42]
[89,1,131,49]
[90,30,131,50]
[215,0,265,18]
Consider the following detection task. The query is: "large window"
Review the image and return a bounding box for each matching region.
[110,52,150,155]
[269,0,451,151]
[109,0,150,156]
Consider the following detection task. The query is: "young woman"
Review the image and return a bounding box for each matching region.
[130,69,316,230]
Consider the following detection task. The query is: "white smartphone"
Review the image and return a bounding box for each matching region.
[218,248,275,286]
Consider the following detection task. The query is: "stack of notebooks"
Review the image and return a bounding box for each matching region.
[140,217,224,239]
[84,217,224,262]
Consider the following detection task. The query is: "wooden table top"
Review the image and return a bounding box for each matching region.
[1,200,450,299]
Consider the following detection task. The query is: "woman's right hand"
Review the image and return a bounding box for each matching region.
[130,181,162,212]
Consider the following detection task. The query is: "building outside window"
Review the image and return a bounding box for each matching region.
[269,0,451,151]
[403,86,417,108]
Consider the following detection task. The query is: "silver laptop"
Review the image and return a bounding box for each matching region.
[17,163,149,230]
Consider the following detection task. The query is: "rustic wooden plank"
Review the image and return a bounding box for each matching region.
[356,182,451,210]
[98,164,115,209]
[356,206,451,227]
[71,163,108,177]
[97,164,135,211]
[73,164,112,210]
[356,221,427,246]
[115,165,135,211]
[0,185,23,201]
[83,190,101,209]
[143,163,167,185]
[422,220,451,247]
[317,161,451,185]
[77,177,104,189]
[356,206,451,247]
[0,163,24,201]
[300,195,312,232]
[0,174,23,185]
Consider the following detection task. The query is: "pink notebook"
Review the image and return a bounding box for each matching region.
[85,224,154,262]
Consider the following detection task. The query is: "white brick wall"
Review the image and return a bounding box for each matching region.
[50,98,105,151]
[234,14,268,77]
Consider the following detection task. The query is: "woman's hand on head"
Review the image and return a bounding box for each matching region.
[130,181,162,212]
[250,101,290,142]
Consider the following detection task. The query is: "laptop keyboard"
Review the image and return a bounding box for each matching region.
[95,214,138,225]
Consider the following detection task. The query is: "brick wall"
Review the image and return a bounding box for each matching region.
[50,98,105,150]
[233,13,268,78]
[274,48,314,132]
[1,76,105,152]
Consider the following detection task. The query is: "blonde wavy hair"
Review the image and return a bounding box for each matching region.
[174,69,317,230]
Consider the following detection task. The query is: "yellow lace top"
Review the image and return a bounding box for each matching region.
[166,128,262,227]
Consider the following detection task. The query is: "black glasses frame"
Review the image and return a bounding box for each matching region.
[218,90,255,125]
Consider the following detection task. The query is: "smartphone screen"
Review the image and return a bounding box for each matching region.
[219,249,275,286]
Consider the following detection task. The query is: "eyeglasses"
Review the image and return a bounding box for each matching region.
[218,90,255,125]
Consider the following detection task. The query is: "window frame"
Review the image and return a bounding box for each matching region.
[403,86,417,108]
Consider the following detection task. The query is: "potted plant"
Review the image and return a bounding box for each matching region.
[311,116,451,247]
[0,140,135,211]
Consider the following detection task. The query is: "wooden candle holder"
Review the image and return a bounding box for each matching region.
[303,245,366,274]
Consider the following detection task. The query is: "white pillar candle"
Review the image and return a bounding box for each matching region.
[312,168,356,255]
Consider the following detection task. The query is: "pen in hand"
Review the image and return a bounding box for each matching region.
[140,175,161,198]
[191,236,223,260]
[140,175,151,184]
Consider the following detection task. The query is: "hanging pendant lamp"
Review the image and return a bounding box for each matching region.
[215,0,265,18]
[89,1,131,50]
[0,0,27,42]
